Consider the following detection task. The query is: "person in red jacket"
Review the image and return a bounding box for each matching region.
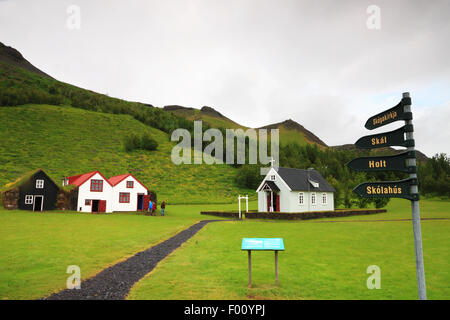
[152,201,156,214]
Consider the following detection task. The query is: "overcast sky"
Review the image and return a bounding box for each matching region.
[1,0,449,157]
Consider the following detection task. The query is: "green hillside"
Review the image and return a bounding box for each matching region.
[164,106,327,148]
[164,105,246,130]
[0,104,255,204]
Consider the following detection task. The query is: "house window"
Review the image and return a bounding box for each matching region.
[36,180,44,189]
[90,179,103,192]
[119,192,130,203]
[299,193,304,205]
[126,181,134,188]
[85,199,91,206]
[270,175,276,181]
[311,193,316,205]
[25,195,33,204]
[322,193,327,204]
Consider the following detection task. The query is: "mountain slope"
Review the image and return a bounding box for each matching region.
[164,105,246,129]
[331,144,429,162]
[259,119,328,147]
[165,105,327,148]
[0,104,254,203]
[0,42,52,78]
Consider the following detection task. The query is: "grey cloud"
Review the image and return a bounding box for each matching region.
[0,0,449,157]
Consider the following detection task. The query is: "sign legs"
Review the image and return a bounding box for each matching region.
[275,250,279,286]
[248,250,252,287]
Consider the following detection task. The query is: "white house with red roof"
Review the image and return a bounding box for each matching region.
[108,174,149,212]
[63,171,113,213]
[62,171,150,213]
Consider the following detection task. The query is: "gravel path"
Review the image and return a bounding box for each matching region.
[45,219,229,300]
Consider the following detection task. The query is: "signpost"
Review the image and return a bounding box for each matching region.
[353,178,419,201]
[347,92,427,300]
[354,125,414,149]
[241,238,285,287]
[346,151,416,173]
[364,96,412,130]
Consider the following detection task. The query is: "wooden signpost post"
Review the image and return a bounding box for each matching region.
[347,92,427,300]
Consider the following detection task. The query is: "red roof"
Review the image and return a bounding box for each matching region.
[66,171,112,187]
[108,173,148,190]
[108,174,130,186]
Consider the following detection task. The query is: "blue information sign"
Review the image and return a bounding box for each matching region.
[241,238,285,251]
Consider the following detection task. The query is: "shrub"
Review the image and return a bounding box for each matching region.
[124,133,141,152]
[141,134,158,151]
[124,133,158,152]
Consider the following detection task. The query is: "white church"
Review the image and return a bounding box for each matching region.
[256,166,335,213]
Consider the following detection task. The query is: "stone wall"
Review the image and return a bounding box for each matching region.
[201,209,387,220]
[1,188,19,210]
[245,209,386,220]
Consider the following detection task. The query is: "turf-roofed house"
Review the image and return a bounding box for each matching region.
[257,166,335,213]
[1,169,61,211]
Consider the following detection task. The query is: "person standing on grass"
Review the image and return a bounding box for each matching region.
[148,199,153,214]
[152,201,156,215]
[161,201,166,216]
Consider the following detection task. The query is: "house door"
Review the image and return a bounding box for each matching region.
[98,200,106,213]
[143,195,151,211]
[266,193,280,212]
[92,200,99,213]
[137,195,144,210]
[33,195,44,212]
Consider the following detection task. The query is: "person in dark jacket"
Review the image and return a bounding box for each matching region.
[161,201,166,216]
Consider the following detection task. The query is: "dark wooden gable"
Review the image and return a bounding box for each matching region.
[18,170,60,211]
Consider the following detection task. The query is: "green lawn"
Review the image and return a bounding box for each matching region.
[128,198,450,300]
[0,202,240,300]
[1,199,448,300]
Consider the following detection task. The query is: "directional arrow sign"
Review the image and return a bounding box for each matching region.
[354,125,414,149]
[353,178,419,201]
[346,151,416,173]
[365,97,413,130]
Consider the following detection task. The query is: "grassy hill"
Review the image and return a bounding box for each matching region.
[164,105,327,148]
[164,105,246,130]
[0,104,255,204]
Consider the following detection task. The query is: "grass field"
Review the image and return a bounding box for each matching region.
[128,198,450,300]
[0,202,244,300]
[0,104,255,204]
[1,199,448,300]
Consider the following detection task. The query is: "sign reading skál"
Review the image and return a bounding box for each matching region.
[354,125,413,149]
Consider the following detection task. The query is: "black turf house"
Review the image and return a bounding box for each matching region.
[1,169,60,211]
